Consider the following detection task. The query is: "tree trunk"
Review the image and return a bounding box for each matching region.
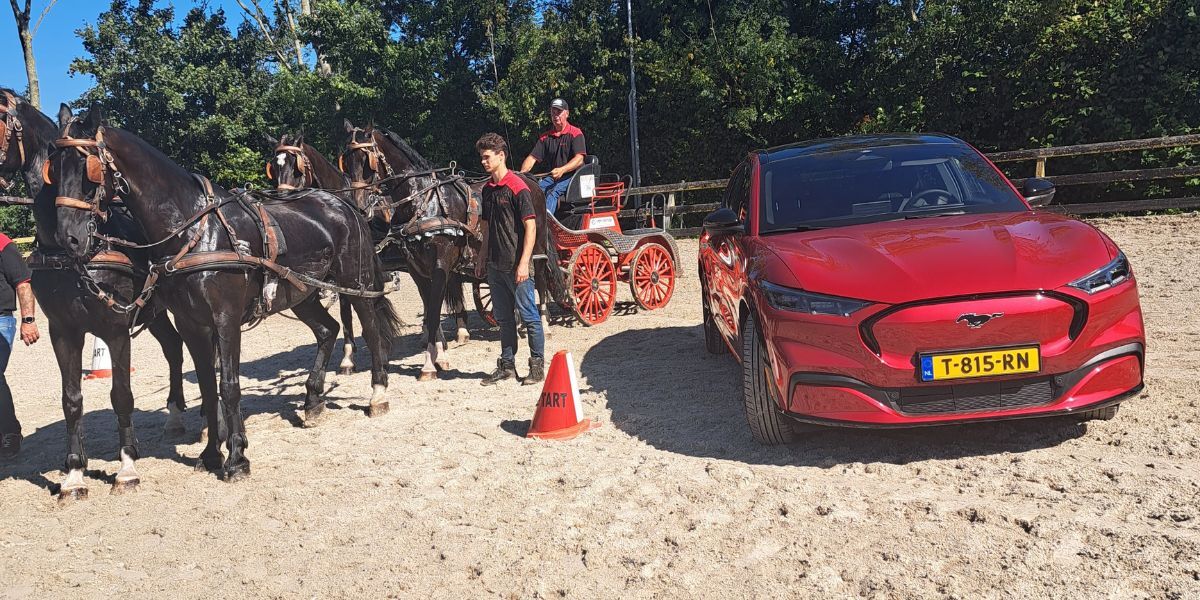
[19,29,39,109]
[300,0,332,76]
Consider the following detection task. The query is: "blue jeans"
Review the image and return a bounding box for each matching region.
[487,266,544,364]
[0,315,18,435]
[539,176,571,216]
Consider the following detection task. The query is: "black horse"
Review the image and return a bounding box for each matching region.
[263,132,364,375]
[2,94,189,501]
[48,115,402,482]
[339,120,473,381]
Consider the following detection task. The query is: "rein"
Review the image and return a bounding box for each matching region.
[0,93,26,191]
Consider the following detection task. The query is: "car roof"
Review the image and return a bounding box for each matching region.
[758,133,967,164]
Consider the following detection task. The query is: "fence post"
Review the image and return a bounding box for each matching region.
[666,192,676,231]
[1035,157,1046,178]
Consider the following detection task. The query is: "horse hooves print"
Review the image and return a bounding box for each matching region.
[368,402,390,418]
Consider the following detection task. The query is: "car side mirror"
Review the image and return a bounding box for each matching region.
[703,207,744,235]
[1022,178,1055,208]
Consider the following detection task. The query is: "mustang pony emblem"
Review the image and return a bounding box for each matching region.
[956,312,1004,328]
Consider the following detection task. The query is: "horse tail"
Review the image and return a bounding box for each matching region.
[539,221,569,308]
[373,295,404,352]
[443,272,467,316]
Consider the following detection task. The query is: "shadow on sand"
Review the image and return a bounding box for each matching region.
[580,325,1088,468]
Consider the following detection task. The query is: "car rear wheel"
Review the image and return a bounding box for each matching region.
[742,313,797,445]
[1075,404,1120,422]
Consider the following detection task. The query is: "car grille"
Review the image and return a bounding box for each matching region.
[896,378,1056,415]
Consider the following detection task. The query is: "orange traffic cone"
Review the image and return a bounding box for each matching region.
[527,350,600,440]
[84,336,133,380]
[84,337,113,380]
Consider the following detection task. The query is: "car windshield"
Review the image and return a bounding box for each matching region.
[760,143,1027,232]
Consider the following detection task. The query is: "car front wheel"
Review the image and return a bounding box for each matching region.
[742,312,797,445]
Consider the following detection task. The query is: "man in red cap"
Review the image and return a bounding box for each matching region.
[520,98,586,218]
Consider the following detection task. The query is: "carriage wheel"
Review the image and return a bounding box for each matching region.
[628,243,675,310]
[568,243,616,326]
[472,281,498,327]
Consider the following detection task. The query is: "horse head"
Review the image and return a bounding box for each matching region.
[46,104,110,260]
[265,132,316,191]
[339,118,389,213]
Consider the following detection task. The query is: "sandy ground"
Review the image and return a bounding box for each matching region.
[0,213,1197,599]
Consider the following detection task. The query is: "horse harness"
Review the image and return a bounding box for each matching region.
[0,91,26,191]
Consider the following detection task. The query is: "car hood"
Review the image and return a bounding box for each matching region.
[759,211,1115,304]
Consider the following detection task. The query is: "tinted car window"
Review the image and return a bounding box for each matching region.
[760,143,1026,232]
[724,162,751,221]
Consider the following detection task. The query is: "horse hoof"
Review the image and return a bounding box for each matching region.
[111,478,140,495]
[435,360,451,372]
[195,454,223,473]
[303,404,327,427]
[418,370,438,382]
[338,367,355,376]
[368,402,390,418]
[57,487,88,505]
[456,333,470,345]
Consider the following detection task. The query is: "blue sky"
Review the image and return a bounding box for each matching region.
[2,1,251,109]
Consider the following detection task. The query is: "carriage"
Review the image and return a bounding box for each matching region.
[472,157,679,326]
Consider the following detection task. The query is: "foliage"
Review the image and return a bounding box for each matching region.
[14,0,1200,204]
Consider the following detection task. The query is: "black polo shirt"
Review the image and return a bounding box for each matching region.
[0,233,31,313]
[530,125,586,180]
[481,171,536,272]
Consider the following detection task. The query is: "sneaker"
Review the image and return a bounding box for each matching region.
[523,357,545,386]
[481,359,517,386]
[0,433,21,459]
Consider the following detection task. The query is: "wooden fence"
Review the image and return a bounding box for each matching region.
[621,133,1200,237]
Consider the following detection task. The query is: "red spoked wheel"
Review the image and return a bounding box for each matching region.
[568,242,616,326]
[628,242,675,310]
[472,281,498,327]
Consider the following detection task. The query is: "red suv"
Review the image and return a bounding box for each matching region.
[699,134,1146,444]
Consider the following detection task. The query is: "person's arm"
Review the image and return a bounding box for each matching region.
[475,221,490,278]
[16,281,38,345]
[549,154,585,180]
[515,190,537,283]
[519,155,538,173]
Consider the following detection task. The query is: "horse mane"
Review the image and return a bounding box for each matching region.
[104,126,196,183]
[376,128,433,171]
[1,88,56,145]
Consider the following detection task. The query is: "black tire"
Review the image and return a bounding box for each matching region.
[742,313,797,445]
[1076,404,1120,422]
[701,277,724,355]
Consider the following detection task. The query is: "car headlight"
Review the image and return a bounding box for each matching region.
[1068,252,1131,294]
[760,281,872,316]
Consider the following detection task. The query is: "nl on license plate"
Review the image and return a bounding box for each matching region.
[919,346,1040,382]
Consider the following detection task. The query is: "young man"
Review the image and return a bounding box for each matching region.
[520,98,586,217]
[0,231,39,459]
[476,133,545,386]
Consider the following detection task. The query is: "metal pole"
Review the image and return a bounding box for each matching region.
[626,0,642,189]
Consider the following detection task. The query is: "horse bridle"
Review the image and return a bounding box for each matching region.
[340,130,397,218]
[0,93,26,190]
[267,143,313,191]
[45,126,124,223]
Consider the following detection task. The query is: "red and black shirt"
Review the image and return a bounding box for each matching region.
[530,125,587,180]
[481,171,536,272]
[0,233,31,313]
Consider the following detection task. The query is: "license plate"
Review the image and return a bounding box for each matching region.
[919,346,1040,382]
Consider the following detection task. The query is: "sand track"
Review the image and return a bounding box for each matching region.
[1,213,1197,598]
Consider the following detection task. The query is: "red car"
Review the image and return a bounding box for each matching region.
[699,134,1146,444]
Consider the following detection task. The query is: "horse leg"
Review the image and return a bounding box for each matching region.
[447,274,469,345]
[146,313,187,436]
[536,277,551,339]
[213,315,250,482]
[49,325,88,504]
[102,332,141,495]
[176,321,223,473]
[348,296,390,417]
[411,273,439,381]
[337,295,357,376]
[430,259,452,373]
[290,295,340,426]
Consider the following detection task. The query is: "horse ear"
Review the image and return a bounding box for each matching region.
[343,119,355,134]
[57,103,73,127]
[83,104,104,130]
[264,133,279,147]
